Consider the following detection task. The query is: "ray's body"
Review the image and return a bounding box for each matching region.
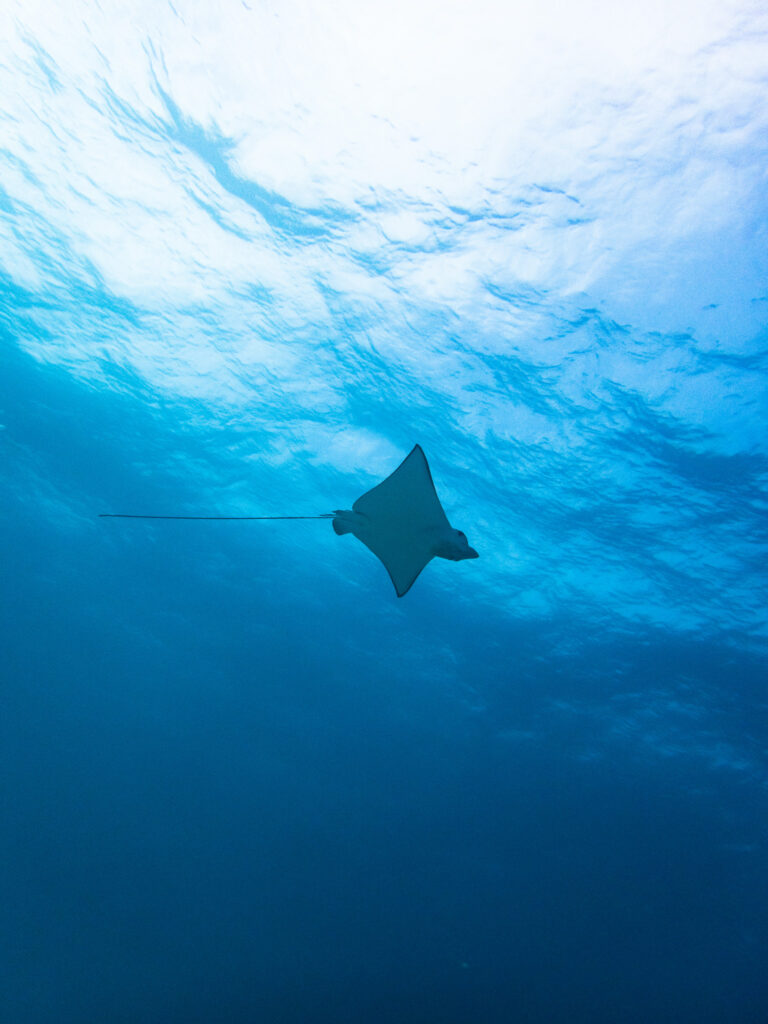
[101,445,478,596]
[331,445,478,596]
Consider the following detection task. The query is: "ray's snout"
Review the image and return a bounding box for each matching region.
[466,546,479,559]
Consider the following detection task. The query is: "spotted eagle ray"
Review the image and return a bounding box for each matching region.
[101,444,478,596]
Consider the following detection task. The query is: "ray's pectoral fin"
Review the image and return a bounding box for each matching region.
[368,529,437,598]
[332,509,434,596]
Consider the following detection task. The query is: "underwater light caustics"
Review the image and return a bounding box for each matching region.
[100,445,478,596]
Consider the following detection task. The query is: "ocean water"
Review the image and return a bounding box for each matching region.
[1,3,767,1022]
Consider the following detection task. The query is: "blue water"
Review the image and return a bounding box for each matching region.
[2,6,768,1022]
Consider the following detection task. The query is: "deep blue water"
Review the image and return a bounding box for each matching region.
[2,5,768,1022]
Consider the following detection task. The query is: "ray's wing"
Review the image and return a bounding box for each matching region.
[352,445,450,596]
[353,445,450,528]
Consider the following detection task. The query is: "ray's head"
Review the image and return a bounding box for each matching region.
[436,527,479,562]
[455,529,479,560]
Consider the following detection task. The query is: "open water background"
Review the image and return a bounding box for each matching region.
[1,3,768,1021]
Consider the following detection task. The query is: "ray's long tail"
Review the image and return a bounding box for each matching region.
[99,513,338,521]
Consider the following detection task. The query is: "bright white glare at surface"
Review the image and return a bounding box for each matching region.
[3,0,766,302]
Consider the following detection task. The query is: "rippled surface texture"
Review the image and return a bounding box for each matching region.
[2,2,767,1021]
